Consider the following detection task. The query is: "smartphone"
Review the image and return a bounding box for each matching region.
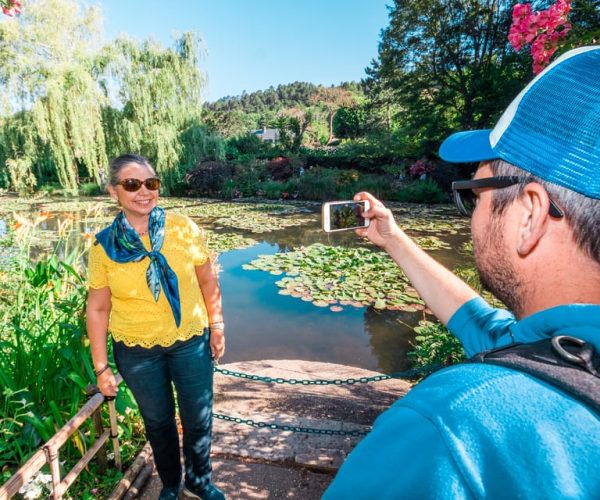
[322,200,370,233]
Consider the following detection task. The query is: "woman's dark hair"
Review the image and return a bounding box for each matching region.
[108,154,154,186]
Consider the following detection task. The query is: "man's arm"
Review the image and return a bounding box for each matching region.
[354,192,478,325]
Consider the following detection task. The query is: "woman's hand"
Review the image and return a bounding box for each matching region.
[354,192,401,249]
[97,368,118,397]
[210,328,225,362]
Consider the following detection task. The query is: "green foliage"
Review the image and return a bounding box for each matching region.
[297,167,339,201]
[0,0,108,191]
[79,182,104,196]
[409,321,466,368]
[364,0,531,157]
[260,180,285,199]
[5,157,37,195]
[0,252,92,467]
[0,216,144,489]
[205,82,320,114]
[244,243,425,312]
[185,161,234,196]
[226,134,271,159]
[0,2,211,195]
[392,179,449,204]
[562,0,600,50]
[333,105,367,139]
[233,160,269,197]
[98,33,205,193]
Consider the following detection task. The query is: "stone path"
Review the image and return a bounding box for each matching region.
[136,360,412,499]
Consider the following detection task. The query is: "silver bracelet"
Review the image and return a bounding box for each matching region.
[210,321,225,331]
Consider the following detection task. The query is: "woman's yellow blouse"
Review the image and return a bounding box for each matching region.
[88,212,210,348]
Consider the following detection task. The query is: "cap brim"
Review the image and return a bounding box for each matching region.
[439,129,498,163]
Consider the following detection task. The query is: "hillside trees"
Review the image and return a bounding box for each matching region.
[364,0,531,156]
[310,87,355,144]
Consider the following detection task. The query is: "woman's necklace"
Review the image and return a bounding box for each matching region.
[135,227,148,236]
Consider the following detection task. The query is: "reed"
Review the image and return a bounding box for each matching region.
[0,211,143,493]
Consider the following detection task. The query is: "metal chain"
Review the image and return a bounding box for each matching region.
[213,413,370,437]
[212,365,440,436]
[213,364,439,385]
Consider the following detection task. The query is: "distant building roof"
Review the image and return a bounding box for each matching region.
[253,128,280,142]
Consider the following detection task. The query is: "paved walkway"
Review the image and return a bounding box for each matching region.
[135,360,412,499]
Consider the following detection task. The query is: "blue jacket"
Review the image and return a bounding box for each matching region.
[324,299,600,499]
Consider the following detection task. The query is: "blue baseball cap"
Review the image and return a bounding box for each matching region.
[439,46,600,199]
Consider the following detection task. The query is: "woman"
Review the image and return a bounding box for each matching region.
[86,154,225,500]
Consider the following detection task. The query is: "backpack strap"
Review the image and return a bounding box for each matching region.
[468,336,600,416]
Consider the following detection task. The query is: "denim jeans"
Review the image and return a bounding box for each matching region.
[113,331,214,490]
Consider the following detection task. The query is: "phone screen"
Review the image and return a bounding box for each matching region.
[328,201,368,231]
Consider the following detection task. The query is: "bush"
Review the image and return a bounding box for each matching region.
[185,161,234,195]
[37,183,63,195]
[79,182,103,196]
[353,174,392,200]
[233,159,268,197]
[297,167,339,201]
[260,180,284,199]
[408,321,466,368]
[267,155,303,181]
[391,179,449,204]
[226,134,276,160]
[221,179,239,199]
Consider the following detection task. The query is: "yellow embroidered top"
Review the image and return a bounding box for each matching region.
[87,212,210,348]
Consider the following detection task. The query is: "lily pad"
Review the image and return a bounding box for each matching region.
[244,243,425,312]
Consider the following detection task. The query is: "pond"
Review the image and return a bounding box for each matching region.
[0,195,474,374]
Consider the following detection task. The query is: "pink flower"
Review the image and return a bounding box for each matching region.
[508,1,571,74]
[409,159,435,177]
[1,0,21,16]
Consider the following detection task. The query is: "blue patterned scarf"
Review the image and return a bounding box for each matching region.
[95,207,181,327]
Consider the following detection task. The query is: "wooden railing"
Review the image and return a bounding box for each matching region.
[0,375,123,500]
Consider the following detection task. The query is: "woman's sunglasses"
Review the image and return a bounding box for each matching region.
[117,177,161,192]
[452,176,564,218]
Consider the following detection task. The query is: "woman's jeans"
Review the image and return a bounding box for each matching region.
[113,331,214,490]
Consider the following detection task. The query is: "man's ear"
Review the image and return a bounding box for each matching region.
[516,183,551,256]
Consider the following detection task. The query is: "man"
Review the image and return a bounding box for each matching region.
[324,46,600,498]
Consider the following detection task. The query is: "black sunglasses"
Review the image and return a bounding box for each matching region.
[117,177,161,192]
[452,176,564,218]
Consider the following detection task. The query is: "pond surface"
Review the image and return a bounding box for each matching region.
[0,195,473,374]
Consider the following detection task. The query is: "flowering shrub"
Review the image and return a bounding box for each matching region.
[1,0,21,16]
[508,1,572,74]
[408,159,435,178]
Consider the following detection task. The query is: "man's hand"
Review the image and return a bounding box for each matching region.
[97,368,118,397]
[354,192,401,249]
[210,329,225,362]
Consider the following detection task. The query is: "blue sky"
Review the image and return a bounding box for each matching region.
[98,0,391,102]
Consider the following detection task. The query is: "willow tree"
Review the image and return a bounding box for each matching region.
[97,33,207,193]
[0,0,107,191]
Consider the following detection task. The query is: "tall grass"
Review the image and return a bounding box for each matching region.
[0,211,143,494]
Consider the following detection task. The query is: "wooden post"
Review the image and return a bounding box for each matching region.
[43,444,62,500]
[86,385,108,474]
[107,398,122,470]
